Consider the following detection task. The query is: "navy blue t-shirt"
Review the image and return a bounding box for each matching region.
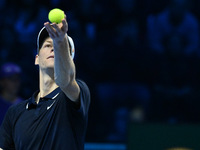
[0,80,90,150]
[0,97,12,125]
[0,97,22,125]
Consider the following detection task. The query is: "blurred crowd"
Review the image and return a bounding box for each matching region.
[1,0,200,144]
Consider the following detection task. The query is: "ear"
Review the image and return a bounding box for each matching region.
[35,54,39,65]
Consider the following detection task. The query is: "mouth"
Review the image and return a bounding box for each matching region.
[47,56,54,59]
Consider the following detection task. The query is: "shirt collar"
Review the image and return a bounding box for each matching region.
[26,87,61,110]
[43,87,61,99]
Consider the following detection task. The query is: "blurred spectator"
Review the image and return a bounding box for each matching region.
[147,0,199,56]
[0,0,19,27]
[0,0,5,10]
[107,107,129,142]
[145,0,200,123]
[96,82,150,142]
[14,0,38,46]
[0,63,23,124]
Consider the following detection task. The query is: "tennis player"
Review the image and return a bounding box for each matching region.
[0,14,90,150]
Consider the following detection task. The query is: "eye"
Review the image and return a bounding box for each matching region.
[44,44,52,48]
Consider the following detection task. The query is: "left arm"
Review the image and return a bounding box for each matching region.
[44,18,80,103]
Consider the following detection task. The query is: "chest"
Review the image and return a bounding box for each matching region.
[12,99,73,148]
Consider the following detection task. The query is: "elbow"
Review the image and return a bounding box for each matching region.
[55,77,70,88]
[55,73,75,88]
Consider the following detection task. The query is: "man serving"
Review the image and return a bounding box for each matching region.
[0,10,90,150]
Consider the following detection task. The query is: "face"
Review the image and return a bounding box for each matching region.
[35,37,54,70]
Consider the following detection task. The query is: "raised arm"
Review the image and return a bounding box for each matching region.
[44,17,80,103]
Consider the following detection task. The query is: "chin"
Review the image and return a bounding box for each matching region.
[47,61,54,67]
[47,65,54,69]
[44,63,54,70]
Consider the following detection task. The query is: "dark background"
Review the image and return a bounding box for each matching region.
[1,0,200,145]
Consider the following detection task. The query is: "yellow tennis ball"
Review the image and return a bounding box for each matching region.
[48,8,64,24]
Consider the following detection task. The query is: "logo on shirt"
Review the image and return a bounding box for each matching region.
[47,93,59,110]
[47,100,56,110]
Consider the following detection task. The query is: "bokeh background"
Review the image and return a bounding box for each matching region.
[1,0,200,149]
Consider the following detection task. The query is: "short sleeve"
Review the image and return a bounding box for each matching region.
[68,79,90,117]
[0,107,15,150]
[77,79,91,117]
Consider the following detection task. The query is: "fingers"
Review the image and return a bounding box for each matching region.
[52,23,63,35]
[61,19,68,33]
[44,22,58,39]
[44,18,68,39]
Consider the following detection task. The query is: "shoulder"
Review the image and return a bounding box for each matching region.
[11,99,29,109]
[76,79,89,89]
[64,79,91,115]
[0,99,29,128]
[6,99,29,116]
[76,79,91,112]
[58,79,90,109]
[76,79,90,99]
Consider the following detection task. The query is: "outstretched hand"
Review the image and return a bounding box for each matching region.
[44,16,68,43]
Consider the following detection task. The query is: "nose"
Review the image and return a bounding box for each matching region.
[51,48,54,52]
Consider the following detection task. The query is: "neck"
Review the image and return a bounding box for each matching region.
[36,69,58,103]
[40,78,58,97]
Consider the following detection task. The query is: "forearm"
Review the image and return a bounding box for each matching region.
[53,35,76,87]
